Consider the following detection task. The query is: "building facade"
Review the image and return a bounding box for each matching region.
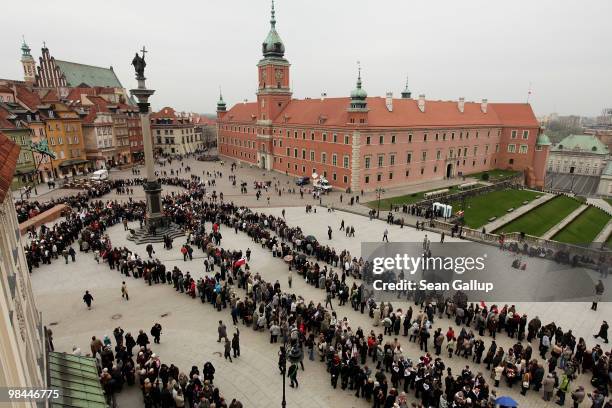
[0,105,36,190]
[151,107,202,155]
[547,134,609,176]
[217,3,549,192]
[0,132,46,403]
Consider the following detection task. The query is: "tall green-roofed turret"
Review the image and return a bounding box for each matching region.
[262,0,285,58]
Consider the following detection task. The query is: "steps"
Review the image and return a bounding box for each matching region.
[126,223,185,245]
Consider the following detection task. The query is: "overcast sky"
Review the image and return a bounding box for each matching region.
[1,0,610,117]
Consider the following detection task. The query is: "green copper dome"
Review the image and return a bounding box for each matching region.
[216,91,226,111]
[262,1,285,58]
[350,69,367,100]
[536,133,551,146]
[21,38,31,57]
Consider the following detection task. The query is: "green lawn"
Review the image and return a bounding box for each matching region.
[451,189,540,228]
[365,185,461,210]
[552,206,611,244]
[605,198,612,208]
[496,195,581,236]
[465,169,520,182]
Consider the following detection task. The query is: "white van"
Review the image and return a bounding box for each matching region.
[314,177,333,192]
[90,169,109,181]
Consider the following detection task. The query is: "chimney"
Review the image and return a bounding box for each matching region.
[481,98,488,113]
[385,92,393,112]
[458,97,465,113]
[418,94,426,112]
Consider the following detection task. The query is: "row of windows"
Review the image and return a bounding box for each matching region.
[49,136,79,145]
[364,158,491,184]
[47,123,79,132]
[507,144,529,154]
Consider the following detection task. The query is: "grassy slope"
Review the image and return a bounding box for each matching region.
[496,195,581,236]
[553,206,611,244]
[453,189,539,229]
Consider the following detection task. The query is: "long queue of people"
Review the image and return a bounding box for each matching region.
[25,173,612,408]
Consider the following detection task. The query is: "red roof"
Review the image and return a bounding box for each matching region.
[41,89,60,103]
[151,106,178,119]
[14,85,42,109]
[0,106,16,129]
[193,115,216,126]
[0,131,20,203]
[489,103,538,127]
[221,97,538,129]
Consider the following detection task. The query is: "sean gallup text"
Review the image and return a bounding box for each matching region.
[372,279,494,293]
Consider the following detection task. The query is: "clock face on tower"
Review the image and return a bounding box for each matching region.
[275,69,283,80]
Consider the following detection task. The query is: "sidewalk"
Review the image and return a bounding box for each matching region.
[594,218,612,243]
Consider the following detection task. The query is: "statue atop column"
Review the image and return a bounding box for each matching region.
[131,46,147,80]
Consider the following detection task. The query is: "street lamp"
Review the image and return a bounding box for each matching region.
[376,187,385,218]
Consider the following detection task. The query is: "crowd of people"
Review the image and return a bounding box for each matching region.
[22,164,612,408]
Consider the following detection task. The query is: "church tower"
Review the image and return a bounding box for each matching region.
[20,38,36,85]
[347,64,368,125]
[256,0,291,122]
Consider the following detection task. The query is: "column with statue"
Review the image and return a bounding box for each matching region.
[130,47,165,232]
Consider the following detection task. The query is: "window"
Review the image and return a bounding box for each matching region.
[365,156,372,169]
[343,175,348,183]
[344,135,350,144]
[311,132,315,140]
[390,154,396,165]
[408,134,413,143]
[366,136,371,145]
[511,130,517,139]
[405,170,410,177]
[436,150,441,160]
[294,131,298,138]
[365,175,370,184]
[322,133,327,142]
[332,173,337,181]
[333,133,338,143]
[406,152,412,163]
[509,158,514,165]
[424,133,428,142]
[377,174,382,182]
[473,146,478,156]
[495,144,500,153]
[343,155,349,168]
[302,149,306,159]
[302,131,306,139]
[389,172,393,180]
[421,151,427,162]
[332,154,337,166]
[435,133,439,141]
[378,155,384,167]
[420,168,424,175]
[391,134,396,144]
[507,144,516,153]
[310,151,315,161]
[294,148,298,157]
[519,144,528,154]
[379,135,384,144]
[321,153,327,164]
[522,130,529,139]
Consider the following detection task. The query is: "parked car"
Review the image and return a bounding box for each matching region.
[295,176,310,186]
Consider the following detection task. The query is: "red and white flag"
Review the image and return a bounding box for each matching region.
[234,258,246,268]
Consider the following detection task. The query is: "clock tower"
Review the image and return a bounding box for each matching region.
[256,0,291,122]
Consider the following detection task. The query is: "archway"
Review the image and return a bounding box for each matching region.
[446,163,453,178]
[260,155,266,169]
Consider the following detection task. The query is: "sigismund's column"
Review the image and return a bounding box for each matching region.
[130,47,164,231]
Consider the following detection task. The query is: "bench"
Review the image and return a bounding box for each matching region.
[506,208,514,212]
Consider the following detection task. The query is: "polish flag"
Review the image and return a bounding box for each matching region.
[234,258,246,268]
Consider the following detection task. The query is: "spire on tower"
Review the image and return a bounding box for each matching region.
[21,35,32,57]
[401,75,412,99]
[217,87,227,112]
[270,0,276,28]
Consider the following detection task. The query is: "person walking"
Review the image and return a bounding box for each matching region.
[288,362,299,388]
[121,281,129,301]
[328,226,332,240]
[224,337,233,362]
[151,323,162,344]
[570,386,585,408]
[382,229,389,242]
[83,290,94,310]
[288,271,292,289]
[591,280,604,311]
[217,321,227,342]
[232,328,240,358]
[136,329,150,350]
[593,320,609,343]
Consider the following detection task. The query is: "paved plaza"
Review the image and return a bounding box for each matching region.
[28,156,611,408]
